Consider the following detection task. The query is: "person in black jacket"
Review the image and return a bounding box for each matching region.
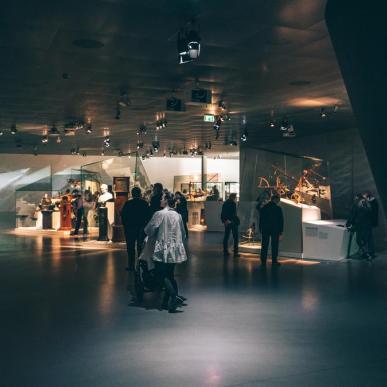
[259,194,284,267]
[364,191,378,258]
[150,183,163,215]
[221,193,240,257]
[347,194,373,260]
[121,186,150,271]
[175,191,189,238]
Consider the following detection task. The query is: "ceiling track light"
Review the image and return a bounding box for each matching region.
[137,141,144,149]
[280,118,289,131]
[282,124,296,138]
[240,130,248,142]
[0,130,4,136]
[218,100,227,110]
[269,120,275,128]
[177,21,201,64]
[320,107,327,118]
[103,136,111,148]
[41,135,49,144]
[10,124,17,135]
[85,123,92,134]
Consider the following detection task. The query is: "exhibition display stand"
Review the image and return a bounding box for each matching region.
[302,220,357,260]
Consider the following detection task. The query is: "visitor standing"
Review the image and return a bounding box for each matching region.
[259,194,284,267]
[364,191,378,258]
[144,192,187,313]
[121,186,150,271]
[150,183,163,214]
[175,191,189,238]
[347,194,373,260]
[221,193,240,257]
[72,191,84,235]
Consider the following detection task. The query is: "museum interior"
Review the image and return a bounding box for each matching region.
[1,1,387,386]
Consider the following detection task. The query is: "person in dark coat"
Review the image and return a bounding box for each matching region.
[364,191,378,258]
[121,186,150,271]
[259,194,284,267]
[149,182,163,215]
[347,194,373,260]
[175,191,189,238]
[221,193,240,257]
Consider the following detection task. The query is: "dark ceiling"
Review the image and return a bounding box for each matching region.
[0,0,356,156]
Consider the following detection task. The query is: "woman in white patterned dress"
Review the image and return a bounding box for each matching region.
[143,191,187,312]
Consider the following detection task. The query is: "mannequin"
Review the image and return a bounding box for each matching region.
[98,184,113,204]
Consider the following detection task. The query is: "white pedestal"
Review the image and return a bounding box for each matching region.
[302,219,357,260]
[204,201,224,232]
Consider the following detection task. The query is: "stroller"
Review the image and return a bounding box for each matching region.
[134,258,159,302]
[134,237,159,302]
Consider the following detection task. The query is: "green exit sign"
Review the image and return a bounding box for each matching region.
[204,114,215,122]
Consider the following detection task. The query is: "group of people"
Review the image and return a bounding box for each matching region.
[221,192,284,267]
[121,183,189,313]
[346,191,379,260]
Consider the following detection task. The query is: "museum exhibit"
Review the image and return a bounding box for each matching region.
[1,0,387,386]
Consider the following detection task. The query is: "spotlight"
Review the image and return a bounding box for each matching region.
[162,119,167,128]
[152,142,160,152]
[138,124,147,135]
[10,124,17,135]
[41,135,49,144]
[280,118,289,131]
[213,117,221,131]
[86,123,92,134]
[56,136,62,144]
[177,23,201,64]
[269,120,275,128]
[103,136,111,148]
[240,130,248,142]
[283,124,296,138]
[0,130,3,136]
[218,100,226,110]
[320,108,327,118]
[137,141,144,149]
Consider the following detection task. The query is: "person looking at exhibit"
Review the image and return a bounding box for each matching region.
[175,191,189,238]
[259,194,284,267]
[346,193,373,260]
[82,190,94,235]
[121,186,150,271]
[71,190,84,236]
[143,191,187,313]
[364,191,379,258]
[221,193,240,258]
[150,182,163,214]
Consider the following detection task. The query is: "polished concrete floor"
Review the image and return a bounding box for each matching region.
[1,223,387,387]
